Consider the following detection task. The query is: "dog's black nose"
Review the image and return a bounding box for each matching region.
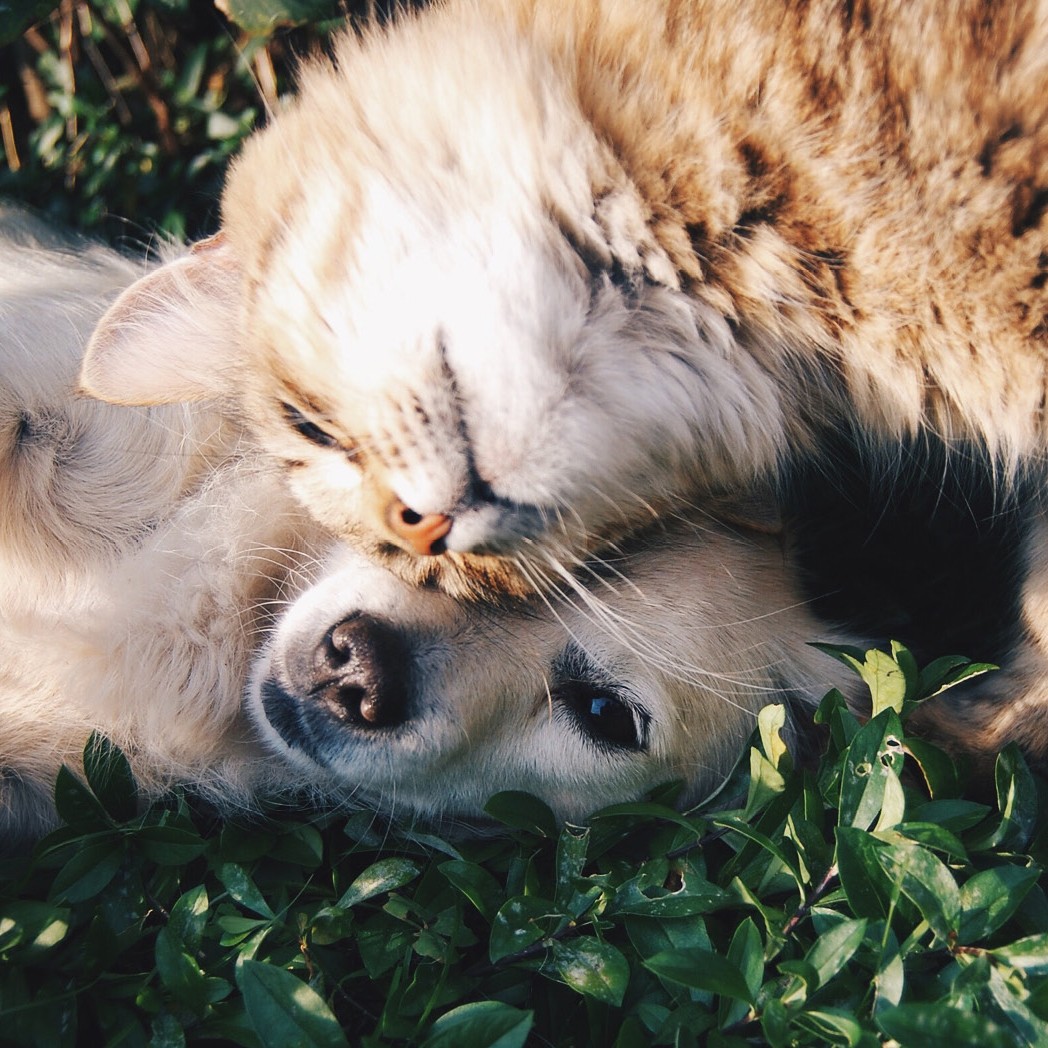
[308,614,410,728]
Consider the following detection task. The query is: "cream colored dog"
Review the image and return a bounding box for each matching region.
[9,211,1048,852]
[0,211,869,847]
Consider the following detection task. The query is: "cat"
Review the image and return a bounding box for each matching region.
[79,0,1048,599]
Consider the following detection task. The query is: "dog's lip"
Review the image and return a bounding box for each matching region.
[259,674,418,766]
[259,678,325,763]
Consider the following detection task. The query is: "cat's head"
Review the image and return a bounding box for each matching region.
[80,7,784,597]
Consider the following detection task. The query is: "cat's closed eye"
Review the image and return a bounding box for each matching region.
[282,402,340,449]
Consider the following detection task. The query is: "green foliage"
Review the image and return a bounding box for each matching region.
[0,0,353,241]
[2,645,1047,1045]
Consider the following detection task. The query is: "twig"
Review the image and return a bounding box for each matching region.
[81,0,177,153]
[782,863,838,937]
[0,106,20,171]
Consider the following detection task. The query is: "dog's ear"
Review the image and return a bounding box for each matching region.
[80,232,241,404]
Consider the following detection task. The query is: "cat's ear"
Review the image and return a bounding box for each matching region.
[80,232,242,404]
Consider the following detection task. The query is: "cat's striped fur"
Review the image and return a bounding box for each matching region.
[81,0,1048,599]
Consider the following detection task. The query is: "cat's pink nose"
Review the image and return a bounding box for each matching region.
[386,499,453,556]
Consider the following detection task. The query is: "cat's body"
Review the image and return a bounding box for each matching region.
[82,0,1048,596]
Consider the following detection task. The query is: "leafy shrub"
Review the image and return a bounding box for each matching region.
[0,0,352,242]
[2,645,1046,1046]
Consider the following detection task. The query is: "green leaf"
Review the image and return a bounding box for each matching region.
[422,1001,533,1048]
[860,648,910,716]
[890,821,968,860]
[902,737,962,798]
[876,842,961,943]
[588,799,699,832]
[812,685,861,749]
[155,926,210,1016]
[804,917,868,988]
[836,827,891,920]
[483,792,559,837]
[548,938,630,1006]
[978,957,1048,1045]
[489,896,559,964]
[644,948,753,1002]
[167,885,209,953]
[82,733,138,822]
[758,703,790,771]
[719,918,762,1029]
[215,863,275,919]
[838,711,906,830]
[135,824,208,865]
[985,745,1038,851]
[991,933,1048,974]
[335,858,420,909]
[761,998,792,1048]
[439,861,503,921]
[710,814,800,890]
[874,941,905,1013]
[958,866,1040,944]
[0,901,71,955]
[217,0,343,34]
[917,656,997,699]
[607,871,729,918]
[236,960,350,1048]
[49,837,123,903]
[910,799,991,833]
[624,913,712,958]
[744,748,788,819]
[554,824,590,909]
[814,645,910,715]
[52,764,110,831]
[877,1003,1014,1047]
[791,1007,867,1045]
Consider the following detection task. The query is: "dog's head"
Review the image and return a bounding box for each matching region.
[247,522,847,824]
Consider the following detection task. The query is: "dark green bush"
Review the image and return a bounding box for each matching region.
[0,0,350,241]
[2,646,1046,1046]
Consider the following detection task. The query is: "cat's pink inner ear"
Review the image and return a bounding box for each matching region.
[80,235,242,405]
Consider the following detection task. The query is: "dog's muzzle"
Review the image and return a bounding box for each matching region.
[259,614,412,761]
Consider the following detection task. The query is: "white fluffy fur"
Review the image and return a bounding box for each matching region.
[0,211,322,846]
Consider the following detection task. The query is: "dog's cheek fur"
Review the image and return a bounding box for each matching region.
[0,213,326,844]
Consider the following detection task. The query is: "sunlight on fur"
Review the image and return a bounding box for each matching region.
[80,0,1048,599]
[0,209,869,848]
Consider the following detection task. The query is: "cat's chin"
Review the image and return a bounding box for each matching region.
[363,541,562,602]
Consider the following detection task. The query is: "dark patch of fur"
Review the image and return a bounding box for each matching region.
[783,425,1034,669]
[1011,183,1048,238]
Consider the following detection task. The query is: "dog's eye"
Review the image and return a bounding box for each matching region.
[282,402,339,448]
[558,679,646,752]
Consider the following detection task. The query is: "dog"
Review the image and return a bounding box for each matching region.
[0,210,882,848]
[8,210,1048,853]
[77,0,1048,601]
